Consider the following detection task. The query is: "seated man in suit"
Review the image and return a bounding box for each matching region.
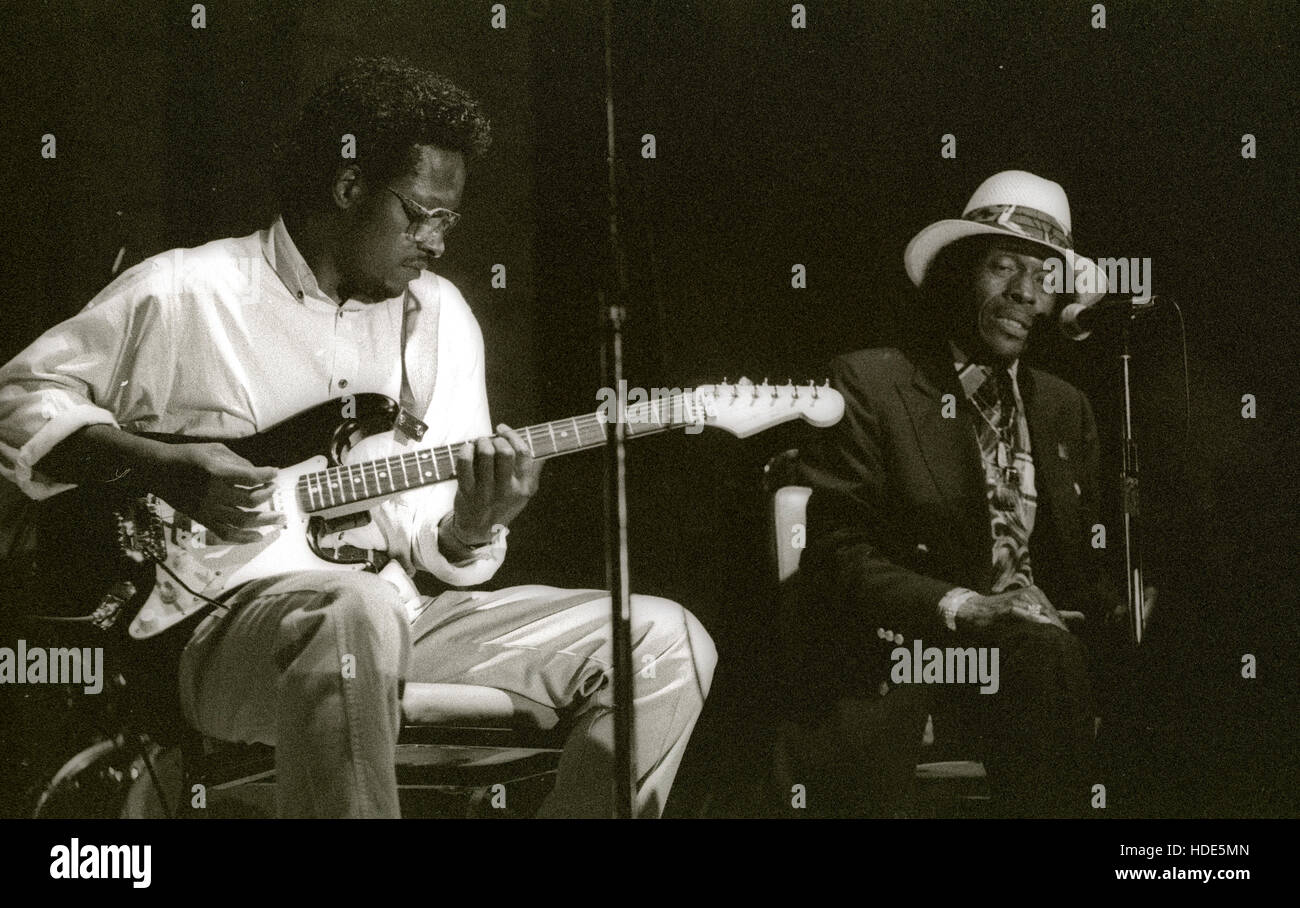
[796,170,1138,817]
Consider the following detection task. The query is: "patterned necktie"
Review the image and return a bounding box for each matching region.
[988,368,1034,591]
[953,353,1038,592]
[994,369,1016,431]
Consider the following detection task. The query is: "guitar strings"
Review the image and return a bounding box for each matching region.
[294,385,816,512]
[296,391,708,503]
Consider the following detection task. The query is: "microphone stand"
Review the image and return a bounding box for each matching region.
[1118,316,1146,644]
[600,0,636,817]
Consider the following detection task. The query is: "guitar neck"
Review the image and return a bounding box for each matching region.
[295,394,704,514]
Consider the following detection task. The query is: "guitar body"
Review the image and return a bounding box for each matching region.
[2,394,401,639]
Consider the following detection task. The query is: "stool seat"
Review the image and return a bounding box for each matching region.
[400,682,560,731]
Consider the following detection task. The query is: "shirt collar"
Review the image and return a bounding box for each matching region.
[950,340,1019,376]
[262,215,381,312]
[262,216,318,302]
[950,340,1019,398]
[261,215,430,321]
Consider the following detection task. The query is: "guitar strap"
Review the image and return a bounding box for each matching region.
[387,284,442,606]
[396,283,440,443]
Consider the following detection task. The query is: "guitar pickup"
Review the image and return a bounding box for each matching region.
[319,511,372,534]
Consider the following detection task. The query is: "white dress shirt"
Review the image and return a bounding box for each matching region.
[0,217,506,592]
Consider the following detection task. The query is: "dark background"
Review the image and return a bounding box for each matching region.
[0,0,1294,817]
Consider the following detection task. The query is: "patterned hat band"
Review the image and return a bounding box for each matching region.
[964,204,1074,251]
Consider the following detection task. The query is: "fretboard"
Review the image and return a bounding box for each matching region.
[294,393,706,514]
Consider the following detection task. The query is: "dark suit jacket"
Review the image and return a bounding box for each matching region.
[798,342,1120,650]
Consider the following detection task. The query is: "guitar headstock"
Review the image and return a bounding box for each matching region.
[693,378,844,438]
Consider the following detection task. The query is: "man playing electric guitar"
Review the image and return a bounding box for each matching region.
[0,57,717,818]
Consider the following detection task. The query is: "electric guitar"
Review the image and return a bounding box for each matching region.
[3,379,843,638]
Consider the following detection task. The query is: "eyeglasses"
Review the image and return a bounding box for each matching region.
[385,186,461,241]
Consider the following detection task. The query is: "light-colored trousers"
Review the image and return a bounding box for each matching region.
[177,570,717,818]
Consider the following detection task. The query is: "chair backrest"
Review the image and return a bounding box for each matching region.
[772,486,811,583]
[763,448,811,584]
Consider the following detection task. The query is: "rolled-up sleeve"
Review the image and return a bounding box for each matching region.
[0,261,176,499]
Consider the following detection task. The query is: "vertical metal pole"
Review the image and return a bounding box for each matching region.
[601,0,636,818]
[1119,319,1145,644]
[602,298,635,818]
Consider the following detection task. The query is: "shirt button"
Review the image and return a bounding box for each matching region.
[296,290,303,300]
[338,379,349,389]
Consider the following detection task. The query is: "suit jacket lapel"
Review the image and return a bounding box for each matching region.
[897,350,990,558]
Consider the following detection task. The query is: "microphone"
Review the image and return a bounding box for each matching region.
[1060,293,1159,341]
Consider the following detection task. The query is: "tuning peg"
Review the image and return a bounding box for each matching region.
[791,380,799,399]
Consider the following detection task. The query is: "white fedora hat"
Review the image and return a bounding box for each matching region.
[903,170,1107,301]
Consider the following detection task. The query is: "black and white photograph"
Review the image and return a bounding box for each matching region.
[0,0,1293,889]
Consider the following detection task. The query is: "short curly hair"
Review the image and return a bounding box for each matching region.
[274,57,491,215]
